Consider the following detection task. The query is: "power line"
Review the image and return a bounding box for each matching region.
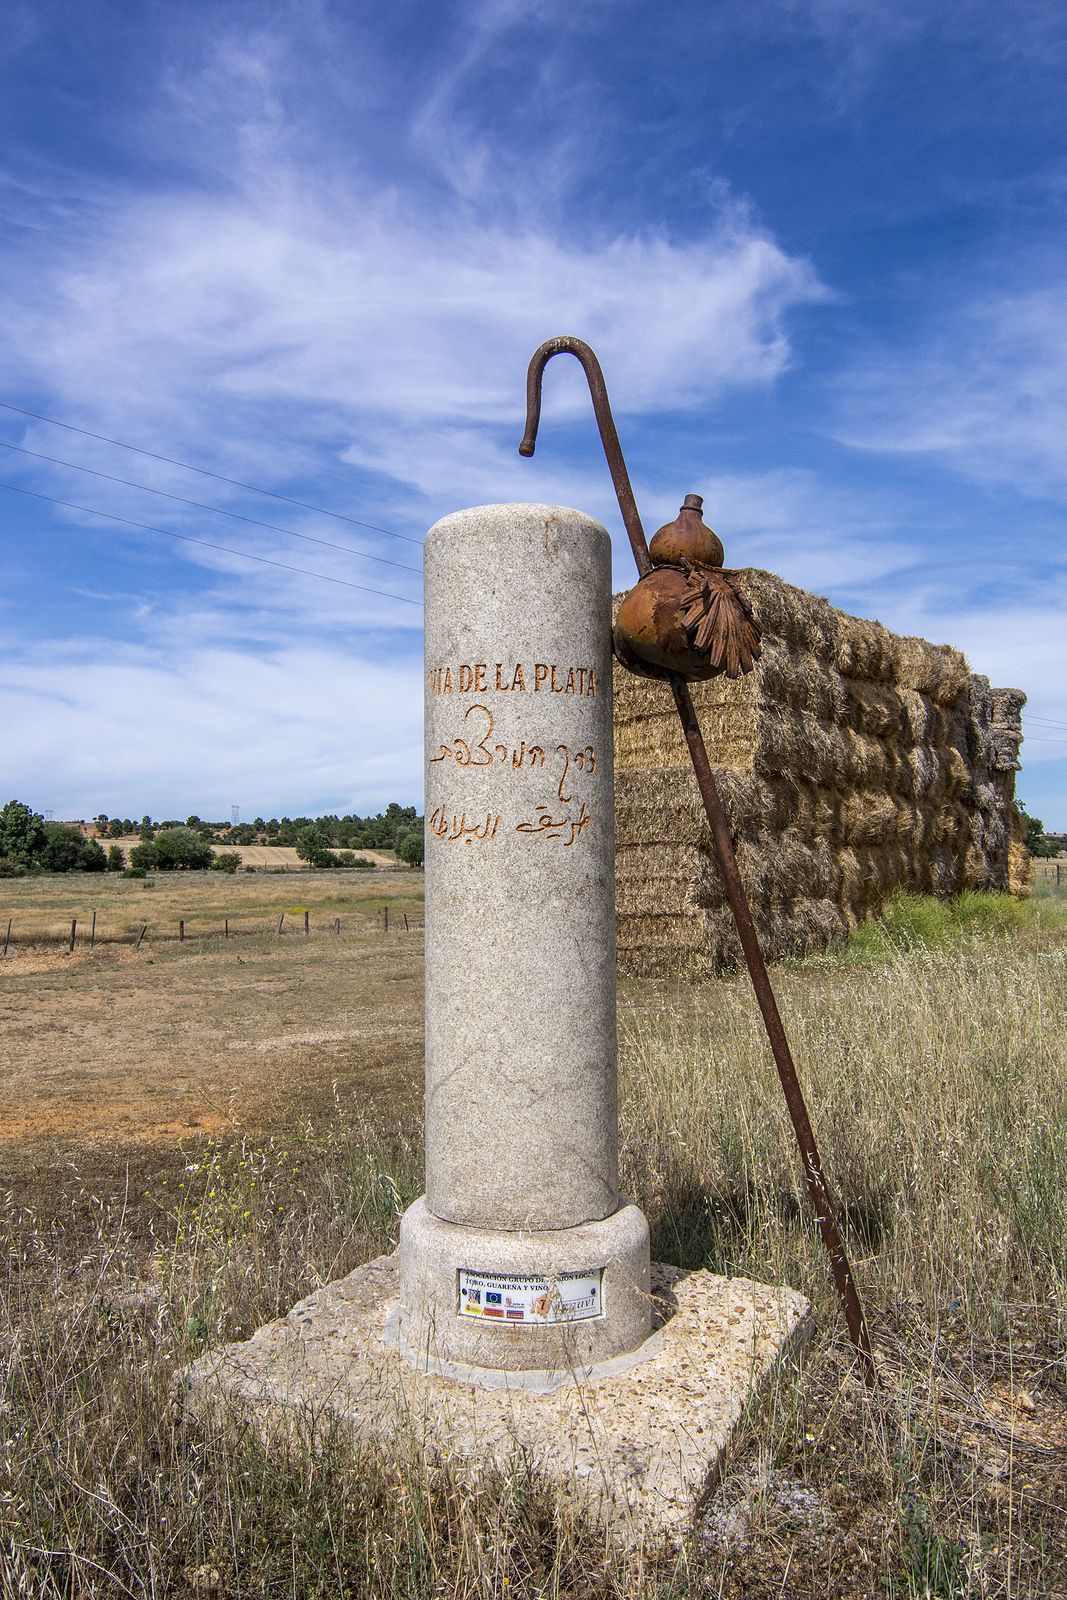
[0,398,421,546]
[0,482,422,608]
[0,438,421,575]
[1025,715,1067,732]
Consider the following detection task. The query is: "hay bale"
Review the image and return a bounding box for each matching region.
[890,634,971,704]
[898,688,937,745]
[1008,837,1033,897]
[839,791,899,845]
[612,566,1028,977]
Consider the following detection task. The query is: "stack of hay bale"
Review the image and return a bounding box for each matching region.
[613,569,1027,978]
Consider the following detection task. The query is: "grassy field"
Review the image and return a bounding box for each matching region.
[0,878,1065,1596]
[0,869,426,1228]
[0,861,416,949]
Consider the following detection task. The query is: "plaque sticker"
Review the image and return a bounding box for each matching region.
[457,1268,603,1324]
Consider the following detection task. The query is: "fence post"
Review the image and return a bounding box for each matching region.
[135,923,148,949]
[90,910,96,949]
[334,917,340,935]
[2,918,11,957]
[403,912,409,932]
[179,919,185,943]
[304,909,309,936]
[69,918,77,954]
[225,916,229,938]
[277,912,285,934]
[383,905,389,934]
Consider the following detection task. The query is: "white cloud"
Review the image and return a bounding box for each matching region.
[0,639,423,818]
[834,284,1067,500]
[4,189,824,448]
[689,467,922,593]
[0,32,828,676]
[0,0,826,530]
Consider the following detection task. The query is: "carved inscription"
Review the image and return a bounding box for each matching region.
[427,664,599,848]
[430,706,594,801]
[428,662,597,698]
[515,801,591,848]
[428,808,502,847]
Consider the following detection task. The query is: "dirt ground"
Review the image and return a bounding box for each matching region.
[0,870,425,1219]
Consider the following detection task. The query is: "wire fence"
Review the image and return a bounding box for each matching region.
[1032,858,1066,891]
[0,904,422,956]
[3,865,1059,958]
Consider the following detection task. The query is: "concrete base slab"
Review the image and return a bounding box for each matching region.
[180,1256,812,1543]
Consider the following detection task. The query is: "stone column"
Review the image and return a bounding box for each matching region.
[390,503,651,1380]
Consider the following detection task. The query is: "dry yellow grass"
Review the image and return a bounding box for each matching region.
[0,869,425,1190]
[0,879,1064,1596]
[0,862,418,947]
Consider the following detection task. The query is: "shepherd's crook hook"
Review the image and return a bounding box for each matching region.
[520,335,878,1388]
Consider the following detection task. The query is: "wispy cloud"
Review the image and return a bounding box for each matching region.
[832,282,1067,501]
[2,179,825,470]
[0,638,423,818]
[0,24,827,650]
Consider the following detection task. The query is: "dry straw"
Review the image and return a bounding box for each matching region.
[614,568,1028,977]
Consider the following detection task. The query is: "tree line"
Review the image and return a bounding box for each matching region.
[0,800,425,875]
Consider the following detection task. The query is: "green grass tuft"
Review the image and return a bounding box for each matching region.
[830,889,1042,963]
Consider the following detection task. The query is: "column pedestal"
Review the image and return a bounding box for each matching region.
[389,1197,651,1377]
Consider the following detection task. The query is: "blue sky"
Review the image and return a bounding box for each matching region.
[2,0,1066,824]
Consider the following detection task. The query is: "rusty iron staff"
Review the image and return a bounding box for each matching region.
[520,334,877,1386]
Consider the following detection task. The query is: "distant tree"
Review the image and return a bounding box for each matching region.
[275,817,298,846]
[107,844,126,871]
[335,852,374,869]
[211,851,241,874]
[396,827,425,867]
[38,823,107,873]
[108,817,126,838]
[79,838,107,873]
[128,841,157,871]
[94,813,109,831]
[151,827,214,870]
[295,824,335,868]
[41,823,89,873]
[139,815,155,840]
[0,800,47,867]
[1020,805,1059,858]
